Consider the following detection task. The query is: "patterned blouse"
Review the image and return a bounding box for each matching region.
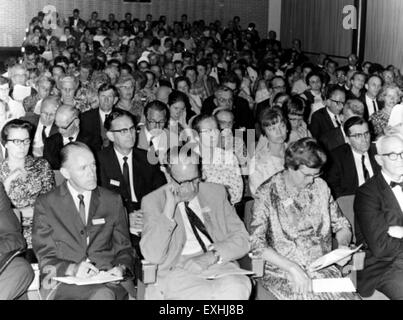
[369,109,391,137]
[0,156,55,248]
[249,137,286,197]
[201,147,244,205]
[250,171,358,300]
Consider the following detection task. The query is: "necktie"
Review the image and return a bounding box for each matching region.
[334,115,341,127]
[77,194,86,224]
[361,155,370,181]
[390,181,403,191]
[184,202,213,253]
[123,156,132,201]
[373,100,378,113]
[42,126,47,144]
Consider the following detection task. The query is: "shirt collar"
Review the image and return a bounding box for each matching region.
[114,148,133,162]
[66,181,92,201]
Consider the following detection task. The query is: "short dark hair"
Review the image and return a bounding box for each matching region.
[344,116,367,137]
[305,71,323,85]
[98,83,118,97]
[168,90,188,107]
[1,119,33,145]
[191,114,217,133]
[144,100,169,119]
[258,106,286,133]
[104,108,137,131]
[284,138,327,170]
[326,86,346,100]
[174,76,190,90]
[285,96,306,116]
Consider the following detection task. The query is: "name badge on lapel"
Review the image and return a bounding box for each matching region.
[110,179,120,187]
[92,218,106,225]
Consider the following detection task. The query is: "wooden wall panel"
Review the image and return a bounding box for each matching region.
[280,0,354,58]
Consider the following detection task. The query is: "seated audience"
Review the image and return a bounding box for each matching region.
[140,147,251,299]
[250,138,359,300]
[285,96,312,143]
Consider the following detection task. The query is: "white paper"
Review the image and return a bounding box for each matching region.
[53,271,123,286]
[309,245,362,272]
[312,278,356,293]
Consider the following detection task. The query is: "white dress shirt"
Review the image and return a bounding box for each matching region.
[66,181,92,225]
[114,148,138,202]
[178,196,212,256]
[351,149,374,187]
[326,108,341,128]
[382,171,403,212]
[365,94,379,117]
[99,109,110,126]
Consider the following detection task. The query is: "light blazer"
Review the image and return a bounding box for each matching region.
[140,182,250,278]
[32,182,134,278]
[354,173,403,297]
[136,125,179,154]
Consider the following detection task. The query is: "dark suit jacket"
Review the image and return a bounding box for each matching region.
[97,145,166,211]
[0,183,25,256]
[309,107,337,141]
[319,127,346,153]
[43,132,92,170]
[354,173,403,297]
[80,108,109,153]
[32,182,134,278]
[326,143,380,199]
[201,95,255,129]
[21,113,58,139]
[68,17,85,28]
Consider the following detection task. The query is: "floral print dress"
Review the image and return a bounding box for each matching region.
[0,156,55,248]
[250,171,359,300]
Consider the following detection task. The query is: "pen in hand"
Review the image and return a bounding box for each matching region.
[76,261,99,278]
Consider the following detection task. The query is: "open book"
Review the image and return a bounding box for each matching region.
[309,245,363,272]
[53,271,123,286]
[312,278,356,293]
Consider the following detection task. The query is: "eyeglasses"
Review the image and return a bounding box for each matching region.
[379,152,403,161]
[170,175,200,187]
[300,170,322,179]
[110,125,136,135]
[330,99,345,106]
[349,131,370,139]
[57,117,77,130]
[217,97,233,104]
[200,128,219,134]
[147,118,166,126]
[7,138,31,146]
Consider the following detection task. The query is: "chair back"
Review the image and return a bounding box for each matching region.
[336,195,356,241]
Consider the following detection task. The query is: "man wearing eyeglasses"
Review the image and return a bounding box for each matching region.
[326,117,380,200]
[355,134,403,299]
[140,147,251,300]
[97,109,166,235]
[43,104,92,170]
[80,84,118,152]
[310,86,346,141]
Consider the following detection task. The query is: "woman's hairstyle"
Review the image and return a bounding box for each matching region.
[168,90,188,107]
[174,76,191,90]
[285,96,306,116]
[378,84,402,102]
[1,119,33,145]
[104,108,137,131]
[258,106,286,132]
[305,71,323,86]
[284,137,327,170]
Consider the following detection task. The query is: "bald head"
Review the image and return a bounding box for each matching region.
[55,104,80,137]
[215,109,234,130]
[376,134,403,155]
[40,96,60,127]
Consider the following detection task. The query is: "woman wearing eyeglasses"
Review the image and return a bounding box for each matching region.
[0,119,54,258]
[250,138,359,300]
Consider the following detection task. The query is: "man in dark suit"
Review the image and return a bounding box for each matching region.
[21,96,59,157]
[355,134,403,299]
[339,53,361,74]
[68,9,85,31]
[201,74,254,130]
[326,117,380,199]
[363,75,383,121]
[0,182,34,299]
[345,72,366,102]
[319,98,365,153]
[32,142,134,300]
[43,104,92,170]
[309,86,346,141]
[97,109,166,213]
[80,84,118,153]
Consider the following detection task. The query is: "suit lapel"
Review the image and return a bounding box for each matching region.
[88,187,100,224]
[131,150,143,201]
[378,174,403,217]
[345,146,359,187]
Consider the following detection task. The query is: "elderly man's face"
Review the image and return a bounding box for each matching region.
[146,109,167,136]
[376,136,403,178]
[117,81,134,101]
[60,80,76,101]
[215,91,233,110]
[55,110,78,137]
[63,149,97,192]
[40,100,58,127]
[169,162,200,202]
[216,111,234,130]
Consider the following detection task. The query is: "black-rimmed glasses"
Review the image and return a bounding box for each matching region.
[7,138,31,146]
[170,175,200,187]
[109,125,136,135]
[57,117,77,130]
